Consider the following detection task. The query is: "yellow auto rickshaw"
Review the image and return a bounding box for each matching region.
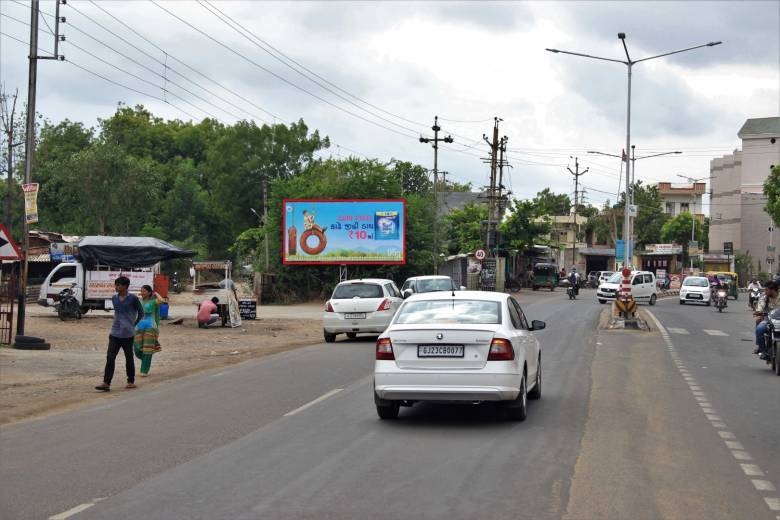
[707,271,739,300]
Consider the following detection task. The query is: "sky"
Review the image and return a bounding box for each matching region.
[1,0,779,214]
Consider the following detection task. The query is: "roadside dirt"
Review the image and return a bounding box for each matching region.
[0,293,325,426]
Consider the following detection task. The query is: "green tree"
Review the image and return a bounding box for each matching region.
[442,203,487,254]
[616,181,668,247]
[765,164,780,226]
[533,188,571,216]
[501,199,551,250]
[391,159,430,195]
[660,212,706,262]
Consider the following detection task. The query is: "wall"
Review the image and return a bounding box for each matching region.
[739,193,780,272]
[740,137,779,192]
[709,152,742,252]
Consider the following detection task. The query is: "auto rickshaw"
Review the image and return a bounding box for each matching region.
[532,263,559,291]
[707,271,739,300]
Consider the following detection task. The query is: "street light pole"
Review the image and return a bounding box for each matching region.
[548,34,721,268]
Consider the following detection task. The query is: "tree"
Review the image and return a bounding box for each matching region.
[533,188,571,216]
[616,181,668,247]
[765,164,780,226]
[501,199,551,251]
[660,212,706,263]
[391,159,430,195]
[442,203,487,254]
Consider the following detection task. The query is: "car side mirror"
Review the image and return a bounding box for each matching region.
[530,320,546,331]
[402,289,413,299]
[459,286,466,291]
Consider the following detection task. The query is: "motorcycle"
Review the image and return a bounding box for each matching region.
[171,271,183,294]
[761,308,780,375]
[567,285,576,300]
[55,286,81,321]
[713,288,728,312]
[749,287,761,310]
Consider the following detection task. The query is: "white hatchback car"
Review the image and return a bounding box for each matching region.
[679,276,712,305]
[374,291,545,421]
[596,271,658,305]
[323,279,403,343]
[400,275,464,298]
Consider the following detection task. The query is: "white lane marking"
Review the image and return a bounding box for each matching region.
[667,327,690,334]
[741,464,765,476]
[283,388,343,417]
[702,407,716,414]
[49,503,95,519]
[646,309,780,517]
[753,480,777,492]
[210,371,228,378]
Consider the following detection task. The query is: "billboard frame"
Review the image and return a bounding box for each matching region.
[282,198,407,266]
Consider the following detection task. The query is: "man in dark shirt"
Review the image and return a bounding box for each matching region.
[95,276,144,391]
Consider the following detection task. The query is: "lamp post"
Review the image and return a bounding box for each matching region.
[548,34,721,268]
[677,174,708,269]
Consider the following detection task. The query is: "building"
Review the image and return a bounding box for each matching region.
[535,214,589,270]
[657,182,705,222]
[708,117,780,273]
[437,191,484,218]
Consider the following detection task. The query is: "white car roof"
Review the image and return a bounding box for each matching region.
[684,276,709,280]
[337,278,394,285]
[405,275,452,281]
[404,290,507,302]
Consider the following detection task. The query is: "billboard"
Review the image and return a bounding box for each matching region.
[283,199,406,265]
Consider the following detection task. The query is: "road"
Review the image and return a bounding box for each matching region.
[1,291,778,519]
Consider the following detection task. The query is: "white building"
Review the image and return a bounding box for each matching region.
[708,117,780,273]
[657,182,706,222]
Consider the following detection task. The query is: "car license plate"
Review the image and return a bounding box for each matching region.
[417,345,464,358]
[688,294,702,299]
[344,313,366,319]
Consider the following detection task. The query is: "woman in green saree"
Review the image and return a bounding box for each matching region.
[134,285,164,376]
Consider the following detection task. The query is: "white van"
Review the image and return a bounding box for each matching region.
[596,271,657,305]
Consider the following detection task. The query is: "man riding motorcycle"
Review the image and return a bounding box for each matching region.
[754,280,778,361]
[747,277,762,309]
[568,268,580,296]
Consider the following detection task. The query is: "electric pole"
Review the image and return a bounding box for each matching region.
[18,0,64,335]
[419,116,453,273]
[483,118,503,255]
[567,157,588,270]
[497,136,510,222]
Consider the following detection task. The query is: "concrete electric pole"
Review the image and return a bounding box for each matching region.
[567,157,588,269]
[419,116,453,273]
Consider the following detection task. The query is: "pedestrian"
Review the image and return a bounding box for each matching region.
[95,276,144,392]
[197,297,220,328]
[134,285,164,377]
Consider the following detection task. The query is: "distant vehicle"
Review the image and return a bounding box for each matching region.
[597,271,657,305]
[323,279,403,343]
[531,263,559,291]
[373,290,545,421]
[598,271,616,284]
[586,271,601,288]
[400,275,464,299]
[679,276,711,306]
[713,287,728,312]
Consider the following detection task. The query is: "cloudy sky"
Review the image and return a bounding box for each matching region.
[1,1,778,211]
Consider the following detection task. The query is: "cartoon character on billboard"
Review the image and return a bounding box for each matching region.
[288,206,327,256]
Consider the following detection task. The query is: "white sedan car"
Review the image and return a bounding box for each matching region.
[679,276,712,305]
[374,291,545,421]
[323,279,403,342]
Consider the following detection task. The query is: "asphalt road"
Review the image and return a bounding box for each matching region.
[2,291,778,519]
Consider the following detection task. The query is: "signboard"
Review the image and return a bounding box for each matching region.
[474,249,487,261]
[615,239,632,260]
[239,299,257,320]
[22,183,39,224]
[645,243,682,255]
[86,270,154,299]
[283,199,406,265]
[50,242,78,263]
[0,224,21,260]
[723,241,733,255]
[656,269,667,280]
[628,204,638,218]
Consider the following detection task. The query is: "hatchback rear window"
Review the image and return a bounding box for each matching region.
[415,278,454,293]
[395,299,501,324]
[683,278,709,287]
[332,283,383,299]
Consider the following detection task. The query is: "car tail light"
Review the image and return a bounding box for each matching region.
[376,337,395,360]
[325,301,334,312]
[376,298,391,311]
[487,338,514,361]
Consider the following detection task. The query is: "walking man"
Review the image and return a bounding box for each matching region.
[95,276,144,391]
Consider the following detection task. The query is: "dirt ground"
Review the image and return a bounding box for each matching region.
[0,292,325,426]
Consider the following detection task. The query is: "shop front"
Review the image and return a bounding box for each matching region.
[640,244,682,276]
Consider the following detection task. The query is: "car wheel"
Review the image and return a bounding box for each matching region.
[679,299,684,305]
[374,392,400,420]
[346,332,357,339]
[505,373,528,422]
[649,294,657,306]
[598,299,606,304]
[528,357,541,400]
[773,344,780,376]
[324,332,337,343]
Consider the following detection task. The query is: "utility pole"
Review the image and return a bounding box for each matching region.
[419,116,453,273]
[496,136,510,222]
[567,157,588,269]
[262,178,269,272]
[483,118,502,255]
[18,0,64,335]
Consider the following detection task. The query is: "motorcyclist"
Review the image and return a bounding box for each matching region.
[568,268,580,295]
[753,280,778,361]
[747,277,762,308]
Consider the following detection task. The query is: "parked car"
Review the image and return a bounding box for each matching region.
[401,275,464,298]
[598,271,615,284]
[373,290,545,421]
[323,279,403,343]
[679,276,711,306]
[596,271,657,305]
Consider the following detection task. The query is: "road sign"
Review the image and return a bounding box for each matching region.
[0,224,21,260]
[688,240,698,249]
[723,241,733,255]
[475,249,487,261]
[628,204,638,218]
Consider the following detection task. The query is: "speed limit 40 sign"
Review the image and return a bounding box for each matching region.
[475,249,487,261]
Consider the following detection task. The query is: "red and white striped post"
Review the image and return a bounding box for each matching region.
[619,267,632,317]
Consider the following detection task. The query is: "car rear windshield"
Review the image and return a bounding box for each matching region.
[415,278,453,293]
[683,278,709,287]
[332,283,383,299]
[395,299,501,324]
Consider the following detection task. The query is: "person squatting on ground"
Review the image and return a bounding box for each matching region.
[134,285,164,376]
[95,277,144,392]
[754,280,778,361]
[197,296,220,328]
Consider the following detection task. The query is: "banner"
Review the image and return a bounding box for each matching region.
[283,199,406,265]
[86,270,154,299]
[22,183,39,224]
[50,242,78,262]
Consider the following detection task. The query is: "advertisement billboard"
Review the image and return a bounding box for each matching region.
[283,199,406,265]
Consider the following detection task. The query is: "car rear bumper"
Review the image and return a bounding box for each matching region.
[374,368,521,401]
[323,312,393,334]
[597,291,617,300]
[680,293,709,302]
